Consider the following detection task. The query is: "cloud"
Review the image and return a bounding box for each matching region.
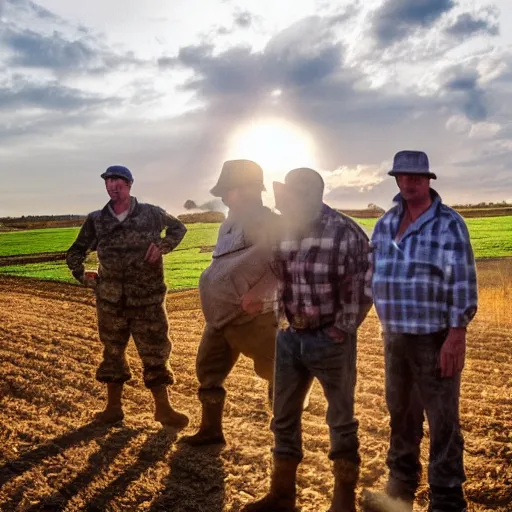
[160,14,347,104]
[5,0,61,23]
[444,67,488,121]
[0,78,114,111]
[372,0,456,45]
[2,27,97,70]
[233,9,252,28]
[1,1,143,74]
[445,9,499,38]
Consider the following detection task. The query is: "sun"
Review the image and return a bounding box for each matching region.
[227,120,317,183]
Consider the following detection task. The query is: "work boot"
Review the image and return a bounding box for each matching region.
[243,455,299,512]
[328,458,359,512]
[181,394,226,446]
[429,485,467,512]
[94,382,124,424]
[385,476,416,510]
[151,385,189,429]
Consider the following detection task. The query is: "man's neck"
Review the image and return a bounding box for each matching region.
[405,197,432,222]
[111,197,131,215]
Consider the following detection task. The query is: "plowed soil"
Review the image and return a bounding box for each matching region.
[0,273,510,511]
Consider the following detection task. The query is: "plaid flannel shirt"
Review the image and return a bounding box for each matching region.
[273,204,373,334]
[371,189,478,334]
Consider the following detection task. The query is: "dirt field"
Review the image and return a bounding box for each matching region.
[0,261,511,511]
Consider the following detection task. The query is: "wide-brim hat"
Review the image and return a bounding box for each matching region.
[388,150,437,179]
[210,159,266,197]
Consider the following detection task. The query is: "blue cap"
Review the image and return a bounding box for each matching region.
[388,150,436,179]
[101,165,134,183]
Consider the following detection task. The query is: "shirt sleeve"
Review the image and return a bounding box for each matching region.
[335,226,373,333]
[66,215,97,283]
[444,218,478,328]
[156,209,187,254]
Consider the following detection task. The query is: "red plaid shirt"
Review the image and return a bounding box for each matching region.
[273,204,372,333]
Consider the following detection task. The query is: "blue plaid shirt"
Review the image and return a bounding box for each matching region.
[372,189,478,334]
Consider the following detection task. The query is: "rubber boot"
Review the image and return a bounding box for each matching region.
[181,394,226,446]
[151,384,189,429]
[242,455,299,512]
[94,382,124,424]
[328,458,359,512]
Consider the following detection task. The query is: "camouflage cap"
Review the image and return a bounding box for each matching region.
[210,160,266,197]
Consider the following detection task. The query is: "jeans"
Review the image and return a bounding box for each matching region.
[271,328,359,464]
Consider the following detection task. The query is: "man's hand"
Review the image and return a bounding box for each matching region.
[324,326,345,343]
[83,270,98,288]
[145,243,162,264]
[241,294,264,315]
[440,328,466,378]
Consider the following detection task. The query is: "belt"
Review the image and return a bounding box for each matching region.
[288,314,335,331]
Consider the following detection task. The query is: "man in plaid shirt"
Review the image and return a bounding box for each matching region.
[244,168,372,512]
[369,150,478,512]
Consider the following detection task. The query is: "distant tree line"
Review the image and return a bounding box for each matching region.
[0,215,86,225]
[451,201,512,209]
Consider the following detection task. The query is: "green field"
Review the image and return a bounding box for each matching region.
[354,216,512,258]
[0,216,510,289]
[0,223,219,257]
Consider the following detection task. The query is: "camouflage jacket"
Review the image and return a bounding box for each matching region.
[66,197,186,307]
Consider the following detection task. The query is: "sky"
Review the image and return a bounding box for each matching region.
[0,0,511,215]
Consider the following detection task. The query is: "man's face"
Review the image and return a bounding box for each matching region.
[396,174,431,203]
[221,188,241,211]
[105,177,131,202]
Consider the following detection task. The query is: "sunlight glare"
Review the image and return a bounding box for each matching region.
[227,120,317,184]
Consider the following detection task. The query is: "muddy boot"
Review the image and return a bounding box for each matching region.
[94,383,124,424]
[151,385,189,429]
[243,455,299,512]
[181,393,226,446]
[328,458,359,512]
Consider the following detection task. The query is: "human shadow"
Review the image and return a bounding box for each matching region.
[0,421,113,490]
[21,427,138,511]
[83,428,178,511]
[148,442,226,512]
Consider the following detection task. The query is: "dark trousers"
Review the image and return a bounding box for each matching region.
[384,331,466,510]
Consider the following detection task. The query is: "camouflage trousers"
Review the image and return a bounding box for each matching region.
[384,331,466,493]
[271,328,359,464]
[96,299,174,389]
[196,312,277,403]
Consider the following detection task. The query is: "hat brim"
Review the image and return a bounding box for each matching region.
[101,172,133,183]
[388,170,437,179]
[210,183,266,197]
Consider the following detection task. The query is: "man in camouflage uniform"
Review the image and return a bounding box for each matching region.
[66,165,189,427]
[370,151,478,512]
[181,160,282,446]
